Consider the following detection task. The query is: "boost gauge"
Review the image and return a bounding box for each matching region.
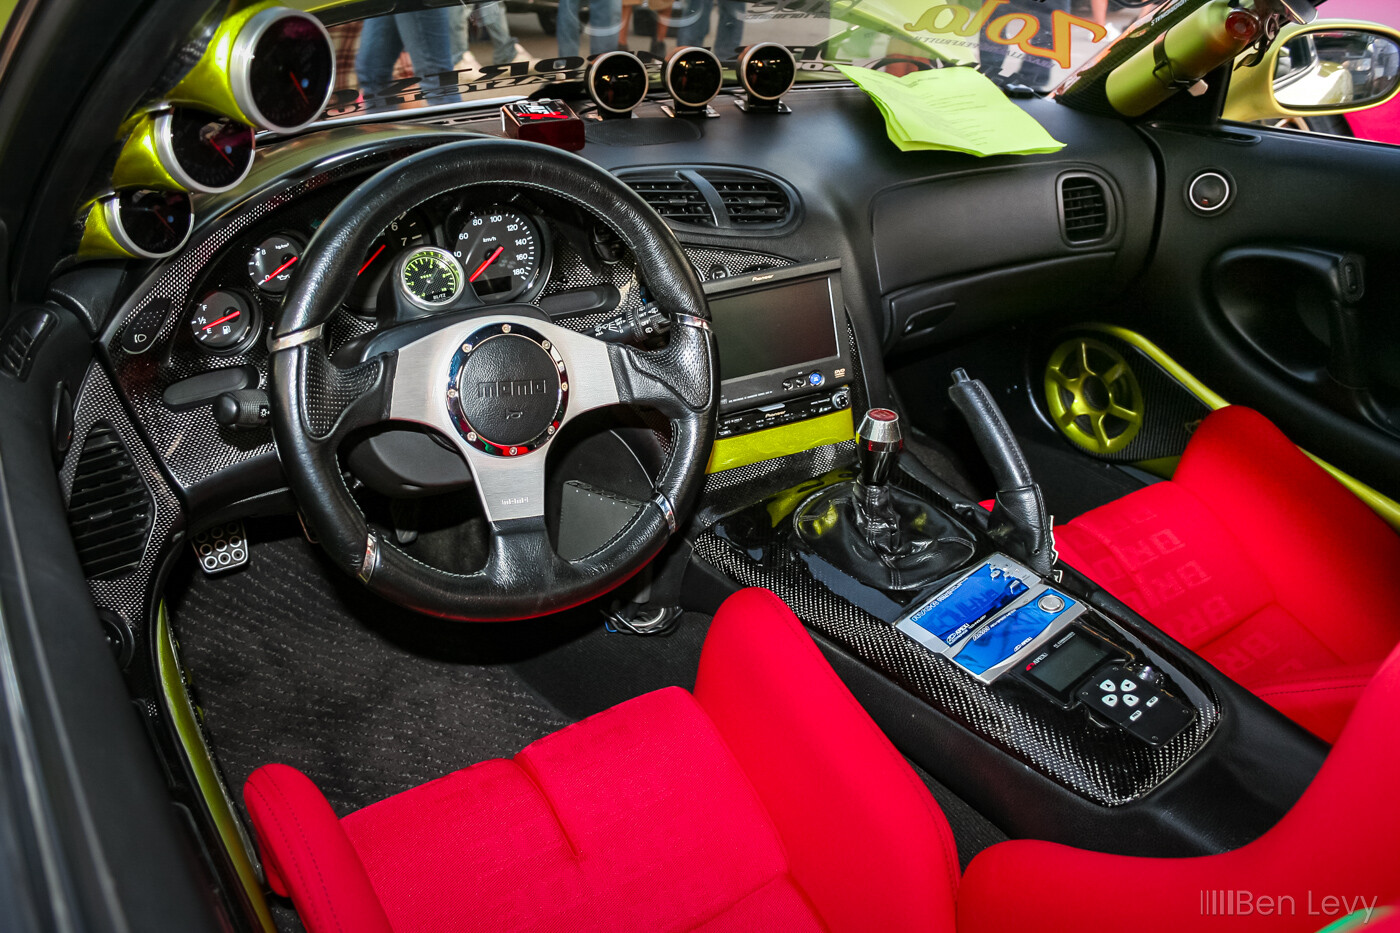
[399,247,464,311]
[451,206,544,303]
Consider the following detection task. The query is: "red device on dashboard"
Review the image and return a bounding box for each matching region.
[500,99,585,151]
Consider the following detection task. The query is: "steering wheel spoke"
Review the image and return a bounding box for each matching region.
[295,344,398,447]
[607,318,716,420]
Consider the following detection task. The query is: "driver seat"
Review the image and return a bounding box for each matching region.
[242,587,961,933]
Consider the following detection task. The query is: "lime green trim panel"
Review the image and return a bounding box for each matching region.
[1081,323,1400,533]
[1132,456,1181,480]
[166,1,279,126]
[111,115,177,192]
[157,604,277,933]
[706,408,855,474]
[76,199,135,261]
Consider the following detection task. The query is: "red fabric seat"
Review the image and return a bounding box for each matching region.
[1053,405,1400,741]
[957,637,1400,932]
[243,587,960,933]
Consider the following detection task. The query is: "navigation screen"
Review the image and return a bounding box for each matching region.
[709,275,840,381]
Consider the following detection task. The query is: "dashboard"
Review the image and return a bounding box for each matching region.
[81,88,1158,524]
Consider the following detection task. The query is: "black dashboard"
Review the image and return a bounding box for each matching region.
[81,87,1157,523]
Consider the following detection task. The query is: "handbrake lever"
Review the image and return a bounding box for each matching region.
[948,368,1057,575]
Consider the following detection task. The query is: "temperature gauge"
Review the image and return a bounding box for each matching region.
[248,233,304,294]
[189,290,258,353]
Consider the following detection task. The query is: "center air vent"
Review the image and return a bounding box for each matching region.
[701,171,793,226]
[66,422,153,580]
[621,173,715,226]
[1059,175,1111,244]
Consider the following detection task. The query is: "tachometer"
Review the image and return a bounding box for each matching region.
[348,208,430,315]
[451,206,543,303]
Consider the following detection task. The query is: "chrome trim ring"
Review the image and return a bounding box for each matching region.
[586,50,650,115]
[229,7,336,133]
[446,322,569,457]
[267,324,324,353]
[153,108,255,195]
[103,192,193,260]
[664,47,723,110]
[737,42,796,102]
[398,246,465,311]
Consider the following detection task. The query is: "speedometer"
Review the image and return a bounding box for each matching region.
[451,206,543,303]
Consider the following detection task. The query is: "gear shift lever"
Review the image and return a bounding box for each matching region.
[793,408,974,591]
[857,408,903,487]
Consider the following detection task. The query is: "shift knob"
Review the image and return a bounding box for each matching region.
[857,408,903,487]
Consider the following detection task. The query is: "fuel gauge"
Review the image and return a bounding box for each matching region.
[189,290,258,353]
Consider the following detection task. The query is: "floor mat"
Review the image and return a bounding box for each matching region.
[169,533,573,819]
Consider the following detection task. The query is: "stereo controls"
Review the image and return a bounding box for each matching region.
[830,387,850,410]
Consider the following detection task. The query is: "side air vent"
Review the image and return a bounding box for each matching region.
[0,308,55,381]
[622,173,715,226]
[1059,175,1111,244]
[66,422,153,579]
[702,171,793,226]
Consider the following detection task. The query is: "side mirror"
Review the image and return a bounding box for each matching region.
[1223,20,1400,123]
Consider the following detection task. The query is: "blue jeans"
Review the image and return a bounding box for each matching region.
[558,0,622,57]
[674,0,745,61]
[451,3,517,67]
[356,11,461,103]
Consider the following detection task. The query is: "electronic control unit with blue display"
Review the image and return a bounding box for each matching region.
[896,555,1086,684]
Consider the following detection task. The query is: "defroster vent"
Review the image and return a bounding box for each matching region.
[67,421,153,579]
[1059,175,1111,243]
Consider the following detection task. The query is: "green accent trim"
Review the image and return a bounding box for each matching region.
[1044,337,1145,455]
[166,1,280,126]
[111,115,177,192]
[1130,456,1180,479]
[157,603,276,933]
[1081,323,1400,533]
[706,407,855,474]
[76,199,136,261]
[1314,906,1394,933]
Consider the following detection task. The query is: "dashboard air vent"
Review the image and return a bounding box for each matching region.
[623,174,715,226]
[1059,176,1110,243]
[704,172,792,226]
[66,422,153,580]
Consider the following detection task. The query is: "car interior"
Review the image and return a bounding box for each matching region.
[1,0,1399,930]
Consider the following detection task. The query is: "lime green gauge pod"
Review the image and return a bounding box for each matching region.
[1044,337,1144,455]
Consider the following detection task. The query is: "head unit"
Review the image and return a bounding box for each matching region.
[704,259,854,437]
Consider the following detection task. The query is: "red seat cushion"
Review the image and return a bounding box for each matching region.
[957,638,1400,933]
[244,587,960,933]
[1054,406,1400,740]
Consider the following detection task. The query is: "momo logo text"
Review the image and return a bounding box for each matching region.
[477,379,550,399]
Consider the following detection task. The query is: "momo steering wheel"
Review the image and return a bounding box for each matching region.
[268,139,717,620]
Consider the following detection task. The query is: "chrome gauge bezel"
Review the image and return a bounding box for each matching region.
[586,50,651,115]
[664,47,723,109]
[154,107,256,194]
[737,42,796,102]
[103,189,193,260]
[397,246,466,311]
[229,7,336,133]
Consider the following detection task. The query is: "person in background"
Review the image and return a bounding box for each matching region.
[674,0,745,60]
[978,0,1069,90]
[451,2,523,69]
[558,0,622,57]
[356,10,463,104]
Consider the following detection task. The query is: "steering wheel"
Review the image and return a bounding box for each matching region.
[268,139,717,621]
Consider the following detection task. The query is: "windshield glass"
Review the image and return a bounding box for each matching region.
[314,0,1177,119]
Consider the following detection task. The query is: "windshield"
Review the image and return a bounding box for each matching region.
[315,0,1177,120]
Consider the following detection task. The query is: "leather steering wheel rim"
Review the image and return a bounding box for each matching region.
[269,138,717,621]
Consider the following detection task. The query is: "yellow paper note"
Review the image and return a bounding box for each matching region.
[836,64,1065,156]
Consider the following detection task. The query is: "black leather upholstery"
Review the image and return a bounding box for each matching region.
[269,138,717,620]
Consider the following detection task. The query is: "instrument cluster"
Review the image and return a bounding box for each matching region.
[184,187,559,357]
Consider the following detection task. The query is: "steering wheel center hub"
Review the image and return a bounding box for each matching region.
[448,323,568,456]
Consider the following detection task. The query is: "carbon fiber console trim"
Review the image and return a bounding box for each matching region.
[691,499,1220,805]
